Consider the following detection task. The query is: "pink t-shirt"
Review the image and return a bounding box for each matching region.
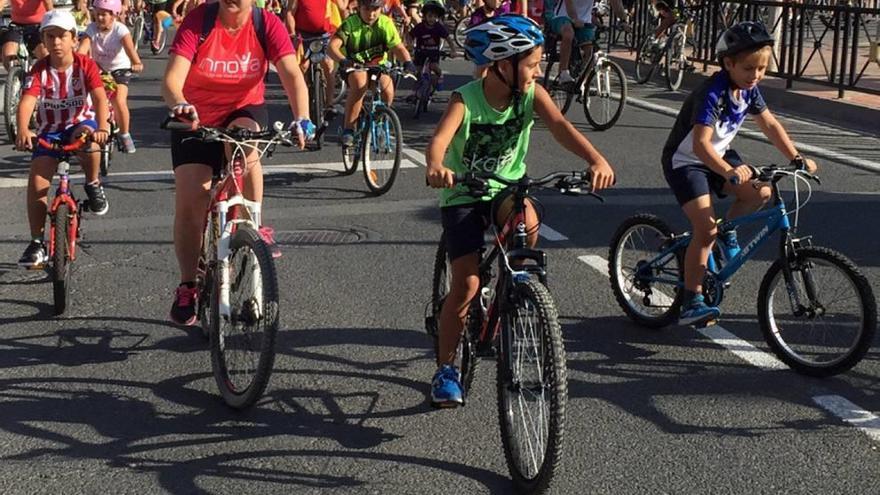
[23,53,104,134]
[170,5,295,126]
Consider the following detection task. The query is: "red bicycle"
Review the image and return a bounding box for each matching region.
[33,134,94,315]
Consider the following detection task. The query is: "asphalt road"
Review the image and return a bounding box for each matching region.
[0,50,878,494]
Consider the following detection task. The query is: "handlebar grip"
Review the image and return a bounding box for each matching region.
[161,117,195,131]
[729,164,759,185]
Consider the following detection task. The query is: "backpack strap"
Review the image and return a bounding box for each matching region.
[252,7,268,59]
[193,2,220,62]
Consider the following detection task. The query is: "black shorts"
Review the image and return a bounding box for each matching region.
[111,69,133,85]
[170,104,268,176]
[663,149,744,206]
[414,50,441,67]
[441,201,492,261]
[2,23,41,54]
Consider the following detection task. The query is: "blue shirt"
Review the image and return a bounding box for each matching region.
[662,70,767,169]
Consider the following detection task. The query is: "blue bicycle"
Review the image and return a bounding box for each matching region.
[340,63,412,195]
[608,162,876,377]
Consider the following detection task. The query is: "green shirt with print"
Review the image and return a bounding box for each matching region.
[440,79,536,208]
[335,13,401,64]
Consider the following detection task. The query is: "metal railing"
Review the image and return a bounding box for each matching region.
[625,0,880,97]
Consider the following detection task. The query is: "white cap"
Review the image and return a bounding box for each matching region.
[40,10,78,32]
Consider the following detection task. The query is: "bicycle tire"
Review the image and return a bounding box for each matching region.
[4,66,23,143]
[665,30,686,91]
[210,225,279,409]
[429,236,478,397]
[363,105,402,196]
[453,15,469,48]
[99,140,113,177]
[497,277,566,494]
[542,60,571,115]
[197,212,220,341]
[52,203,72,316]
[132,15,145,51]
[310,67,326,148]
[152,28,167,55]
[582,59,627,131]
[634,36,658,84]
[609,214,684,328]
[757,246,877,377]
[340,112,361,175]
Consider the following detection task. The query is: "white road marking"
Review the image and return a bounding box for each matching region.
[402,146,426,167]
[696,325,787,370]
[0,160,421,188]
[540,224,569,241]
[578,254,609,277]
[813,395,880,443]
[626,95,880,173]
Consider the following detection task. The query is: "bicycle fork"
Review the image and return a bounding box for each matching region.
[780,236,824,318]
[215,195,264,323]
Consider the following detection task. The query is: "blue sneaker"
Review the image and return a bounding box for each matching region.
[679,294,720,326]
[717,229,741,262]
[340,129,355,147]
[431,364,463,408]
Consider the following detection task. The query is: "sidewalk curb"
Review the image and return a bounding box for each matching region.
[609,53,879,136]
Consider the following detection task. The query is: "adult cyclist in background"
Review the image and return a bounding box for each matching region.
[328,0,416,148]
[285,0,338,108]
[0,0,52,70]
[162,0,313,326]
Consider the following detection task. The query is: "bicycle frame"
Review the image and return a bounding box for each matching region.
[355,68,393,155]
[48,159,80,263]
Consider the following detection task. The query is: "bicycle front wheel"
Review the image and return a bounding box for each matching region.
[4,66,24,142]
[758,246,877,377]
[132,15,145,50]
[634,36,658,84]
[52,203,73,316]
[363,106,402,196]
[609,214,684,328]
[497,277,565,494]
[210,225,279,409]
[453,15,469,48]
[310,67,326,148]
[665,30,686,91]
[582,59,627,131]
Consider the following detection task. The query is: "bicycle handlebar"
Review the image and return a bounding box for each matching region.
[453,170,605,202]
[37,133,91,153]
[729,159,820,185]
[160,117,296,145]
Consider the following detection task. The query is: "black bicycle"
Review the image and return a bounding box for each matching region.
[425,170,602,493]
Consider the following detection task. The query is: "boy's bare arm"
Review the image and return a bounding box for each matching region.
[752,110,818,172]
[426,93,465,188]
[533,84,615,190]
[15,94,37,150]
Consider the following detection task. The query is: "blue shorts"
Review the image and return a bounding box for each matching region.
[441,201,492,261]
[32,120,98,161]
[548,17,596,45]
[663,149,743,206]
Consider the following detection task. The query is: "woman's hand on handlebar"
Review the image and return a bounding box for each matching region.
[426,164,455,189]
[169,102,199,130]
[589,159,616,192]
[15,128,35,152]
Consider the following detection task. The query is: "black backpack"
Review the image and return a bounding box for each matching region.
[194,2,268,62]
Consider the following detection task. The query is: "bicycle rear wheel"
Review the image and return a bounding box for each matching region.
[497,277,566,494]
[665,30,686,91]
[454,16,469,48]
[582,59,627,131]
[52,204,73,316]
[609,214,684,328]
[340,113,361,175]
[152,27,167,55]
[210,225,279,409]
[310,67,326,148]
[429,235,479,398]
[634,36,658,84]
[758,246,877,377]
[100,130,114,176]
[131,15,145,51]
[363,106,402,196]
[4,66,24,142]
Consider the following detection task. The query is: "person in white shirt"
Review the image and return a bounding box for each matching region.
[78,0,144,153]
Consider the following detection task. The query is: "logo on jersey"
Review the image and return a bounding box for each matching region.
[199,52,263,79]
[461,116,524,173]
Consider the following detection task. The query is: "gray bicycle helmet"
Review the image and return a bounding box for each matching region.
[715,21,774,60]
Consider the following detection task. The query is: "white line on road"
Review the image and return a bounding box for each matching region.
[696,325,787,370]
[402,146,426,167]
[626,95,880,174]
[0,160,421,189]
[812,395,880,443]
[540,224,569,241]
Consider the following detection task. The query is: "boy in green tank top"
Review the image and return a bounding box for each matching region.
[424,14,616,407]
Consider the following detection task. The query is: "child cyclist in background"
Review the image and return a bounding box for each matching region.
[662,22,817,326]
[329,0,416,148]
[406,0,457,101]
[71,0,93,36]
[425,14,615,406]
[16,10,112,268]
[79,0,144,153]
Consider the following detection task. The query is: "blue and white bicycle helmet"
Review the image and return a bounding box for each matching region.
[463,14,545,66]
